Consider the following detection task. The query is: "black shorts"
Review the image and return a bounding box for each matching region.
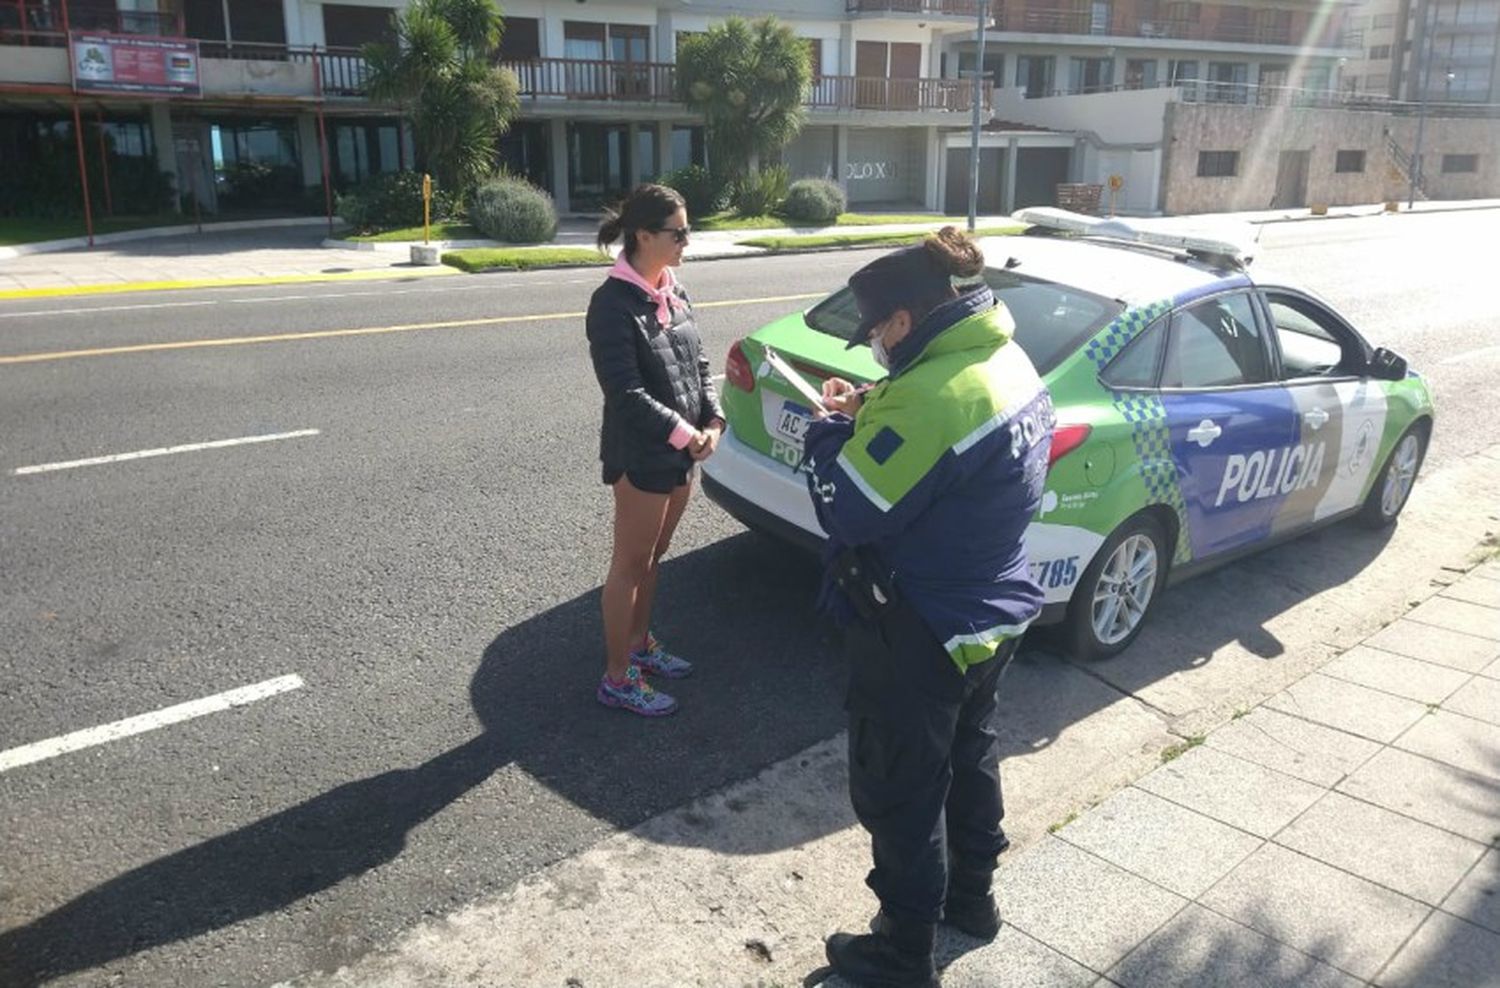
[602,463,691,495]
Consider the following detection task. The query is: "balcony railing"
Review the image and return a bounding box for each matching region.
[0,0,179,46]
[847,0,987,16]
[504,57,677,102]
[994,7,1330,47]
[809,74,990,112]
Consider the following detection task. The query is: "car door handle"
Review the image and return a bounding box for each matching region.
[1188,419,1222,448]
[1304,407,1329,430]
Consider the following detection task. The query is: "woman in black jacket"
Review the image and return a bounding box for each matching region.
[587,184,723,717]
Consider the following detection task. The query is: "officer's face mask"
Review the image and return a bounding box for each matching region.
[870,333,892,370]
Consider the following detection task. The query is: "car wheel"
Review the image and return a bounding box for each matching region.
[1064,513,1169,661]
[1356,425,1426,529]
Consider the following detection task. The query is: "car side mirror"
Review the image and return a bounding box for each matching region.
[1369,346,1408,381]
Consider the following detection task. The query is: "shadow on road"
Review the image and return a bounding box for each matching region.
[0,519,1409,985]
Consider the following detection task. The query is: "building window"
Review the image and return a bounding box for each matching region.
[1206,61,1248,102]
[670,125,705,171]
[322,4,395,48]
[1197,150,1239,177]
[1335,149,1365,173]
[1016,55,1056,98]
[1069,56,1115,93]
[498,17,540,60]
[1442,154,1478,173]
[1125,59,1159,89]
[1369,44,1391,60]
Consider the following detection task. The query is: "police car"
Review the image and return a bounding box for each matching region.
[702,208,1435,659]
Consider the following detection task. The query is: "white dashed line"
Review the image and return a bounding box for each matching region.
[12,428,320,475]
[0,300,216,319]
[0,674,306,773]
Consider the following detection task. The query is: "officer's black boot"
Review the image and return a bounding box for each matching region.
[826,911,938,988]
[942,861,1001,941]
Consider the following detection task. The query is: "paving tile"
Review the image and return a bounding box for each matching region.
[1441,847,1500,935]
[1396,710,1500,779]
[1338,747,1500,844]
[1055,786,1262,898]
[1109,903,1363,988]
[1263,673,1428,743]
[1199,843,1429,980]
[1444,676,1500,725]
[1474,560,1500,583]
[997,836,1188,972]
[1135,746,1325,838]
[1319,645,1471,705]
[1405,597,1500,642]
[1443,578,1500,609]
[938,925,1098,988]
[1375,912,1500,988]
[1204,707,1381,787]
[1485,653,1500,681]
[1275,791,1486,905]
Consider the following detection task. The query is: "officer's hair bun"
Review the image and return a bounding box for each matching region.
[924,226,986,280]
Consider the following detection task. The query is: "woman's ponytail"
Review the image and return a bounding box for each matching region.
[924,225,986,280]
[597,210,625,254]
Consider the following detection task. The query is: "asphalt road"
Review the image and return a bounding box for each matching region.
[1,209,1495,987]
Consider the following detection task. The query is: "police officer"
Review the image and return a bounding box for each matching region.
[803,228,1054,988]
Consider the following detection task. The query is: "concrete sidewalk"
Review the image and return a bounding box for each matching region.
[4,200,1496,299]
[287,448,1500,988]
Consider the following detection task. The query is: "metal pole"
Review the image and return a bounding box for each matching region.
[313,48,335,238]
[71,100,95,245]
[1409,0,1433,209]
[967,0,988,231]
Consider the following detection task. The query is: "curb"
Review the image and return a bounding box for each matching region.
[1246,200,1500,225]
[0,265,457,302]
[0,216,348,260]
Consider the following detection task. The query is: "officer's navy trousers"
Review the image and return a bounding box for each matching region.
[843,598,1017,925]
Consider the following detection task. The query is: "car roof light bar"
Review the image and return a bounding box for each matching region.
[1011,207,1255,270]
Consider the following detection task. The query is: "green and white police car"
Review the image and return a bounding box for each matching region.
[702,209,1435,659]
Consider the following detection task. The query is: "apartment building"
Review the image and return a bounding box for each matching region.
[0,0,1013,218]
[1341,0,1499,102]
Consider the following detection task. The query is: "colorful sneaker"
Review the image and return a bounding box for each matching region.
[597,665,678,717]
[631,631,694,679]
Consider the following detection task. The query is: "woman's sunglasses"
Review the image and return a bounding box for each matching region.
[654,225,691,245]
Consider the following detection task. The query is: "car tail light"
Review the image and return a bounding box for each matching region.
[1048,424,1091,466]
[725,340,755,393]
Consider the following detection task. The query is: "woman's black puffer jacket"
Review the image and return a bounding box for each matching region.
[586,276,724,477]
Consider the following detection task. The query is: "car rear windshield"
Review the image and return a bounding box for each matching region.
[802,270,1124,375]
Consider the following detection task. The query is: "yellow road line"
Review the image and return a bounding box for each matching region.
[0,267,458,302]
[0,293,826,366]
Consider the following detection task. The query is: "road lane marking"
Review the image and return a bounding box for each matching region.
[0,674,305,773]
[0,300,217,320]
[12,428,320,475]
[0,293,825,365]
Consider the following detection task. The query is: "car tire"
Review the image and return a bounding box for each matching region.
[1356,424,1427,529]
[1064,512,1169,661]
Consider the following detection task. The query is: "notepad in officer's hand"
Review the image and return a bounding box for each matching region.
[763,346,828,413]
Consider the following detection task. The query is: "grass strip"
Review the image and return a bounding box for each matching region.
[739,225,1024,251]
[349,222,483,243]
[695,211,978,232]
[442,247,608,272]
[1,214,195,246]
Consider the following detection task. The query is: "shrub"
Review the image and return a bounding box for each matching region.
[781,178,845,224]
[729,165,789,218]
[659,165,726,219]
[467,175,558,244]
[335,171,457,233]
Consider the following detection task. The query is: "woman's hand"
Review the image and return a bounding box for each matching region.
[690,421,723,461]
[821,377,863,417]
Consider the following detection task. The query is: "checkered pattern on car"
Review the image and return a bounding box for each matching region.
[1088,300,1194,564]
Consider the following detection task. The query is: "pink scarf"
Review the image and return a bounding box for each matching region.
[608,255,686,327]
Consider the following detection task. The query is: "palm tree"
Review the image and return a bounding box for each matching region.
[363,0,520,196]
[676,17,811,180]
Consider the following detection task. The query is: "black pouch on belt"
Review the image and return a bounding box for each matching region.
[830,546,900,623]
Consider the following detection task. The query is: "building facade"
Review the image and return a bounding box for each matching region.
[0,0,1493,225]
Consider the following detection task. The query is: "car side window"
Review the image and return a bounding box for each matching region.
[1263,292,1354,379]
[1161,292,1272,389]
[1100,320,1165,389]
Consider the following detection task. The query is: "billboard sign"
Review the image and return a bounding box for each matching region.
[71,33,201,97]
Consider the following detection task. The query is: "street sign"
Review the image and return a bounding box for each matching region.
[71,33,201,97]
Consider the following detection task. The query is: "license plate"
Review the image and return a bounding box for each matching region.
[775,402,811,445]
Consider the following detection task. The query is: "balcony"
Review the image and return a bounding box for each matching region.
[0,0,178,46]
[847,0,989,18]
[505,57,677,102]
[992,6,1339,48]
[809,74,990,112]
